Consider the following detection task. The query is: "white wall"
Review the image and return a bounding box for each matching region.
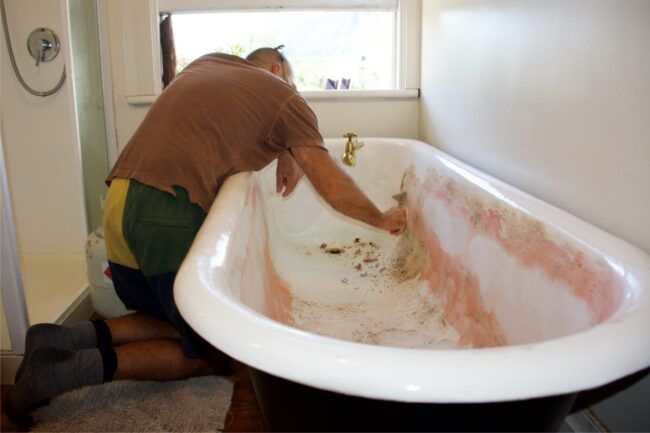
[0,300,10,351]
[104,0,419,154]
[419,0,650,254]
[1,0,87,253]
[419,1,650,431]
[310,98,418,140]
[104,0,157,154]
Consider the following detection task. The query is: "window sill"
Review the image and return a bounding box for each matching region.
[302,89,419,101]
[126,95,157,106]
[126,89,419,106]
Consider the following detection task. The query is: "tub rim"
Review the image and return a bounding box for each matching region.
[175,138,650,403]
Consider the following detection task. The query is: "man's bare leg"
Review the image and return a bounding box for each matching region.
[113,339,213,380]
[105,312,180,345]
[105,313,231,380]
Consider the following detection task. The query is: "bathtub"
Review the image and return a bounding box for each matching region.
[175,138,650,431]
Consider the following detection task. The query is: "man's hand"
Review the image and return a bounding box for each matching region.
[378,207,407,236]
[290,146,407,236]
[276,151,304,197]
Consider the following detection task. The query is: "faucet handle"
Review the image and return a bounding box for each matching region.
[343,132,363,149]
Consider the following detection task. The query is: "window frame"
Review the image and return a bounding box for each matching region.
[154,0,420,102]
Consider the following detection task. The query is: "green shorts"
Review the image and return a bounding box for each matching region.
[104,178,206,276]
[104,178,208,357]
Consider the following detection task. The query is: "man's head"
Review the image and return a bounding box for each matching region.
[246,46,296,89]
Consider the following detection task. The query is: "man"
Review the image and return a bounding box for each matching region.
[7,47,406,418]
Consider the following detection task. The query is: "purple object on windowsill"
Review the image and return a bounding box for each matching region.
[325,79,338,90]
[340,78,351,90]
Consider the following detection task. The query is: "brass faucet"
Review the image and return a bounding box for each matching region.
[341,133,364,167]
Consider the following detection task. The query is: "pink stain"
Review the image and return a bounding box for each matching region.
[240,182,294,325]
[262,244,294,325]
[238,166,623,348]
[403,167,624,343]
[482,209,503,238]
[408,190,507,348]
[495,232,621,323]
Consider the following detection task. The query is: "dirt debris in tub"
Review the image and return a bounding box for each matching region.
[327,237,417,284]
[311,237,391,281]
[288,234,460,349]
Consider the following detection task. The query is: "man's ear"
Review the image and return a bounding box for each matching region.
[271,63,282,75]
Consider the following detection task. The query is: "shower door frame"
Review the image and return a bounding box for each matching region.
[0,134,30,359]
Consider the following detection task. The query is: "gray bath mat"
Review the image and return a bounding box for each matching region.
[31,375,234,432]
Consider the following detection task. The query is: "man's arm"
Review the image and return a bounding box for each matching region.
[276,151,303,197]
[290,146,406,235]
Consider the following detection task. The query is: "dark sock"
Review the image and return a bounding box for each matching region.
[90,320,117,381]
[98,346,117,382]
[16,321,98,383]
[90,320,112,351]
[98,345,117,382]
[6,346,104,420]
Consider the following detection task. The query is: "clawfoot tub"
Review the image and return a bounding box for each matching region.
[176,138,649,431]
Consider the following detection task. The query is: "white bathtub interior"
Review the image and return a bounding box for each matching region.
[263,145,462,348]
[220,139,635,350]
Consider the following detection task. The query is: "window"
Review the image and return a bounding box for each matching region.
[172,10,396,91]
[161,1,404,92]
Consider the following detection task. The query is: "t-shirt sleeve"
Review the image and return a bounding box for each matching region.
[269,95,327,152]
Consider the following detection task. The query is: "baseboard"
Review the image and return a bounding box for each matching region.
[56,286,94,325]
[0,354,22,385]
[1,288,94,385]
[565,409,609,432]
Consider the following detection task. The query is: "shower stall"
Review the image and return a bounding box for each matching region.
[0,0,113,383]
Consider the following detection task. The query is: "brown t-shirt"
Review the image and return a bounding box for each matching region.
[107,53,325,212]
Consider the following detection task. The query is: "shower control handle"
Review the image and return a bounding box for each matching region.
[35,39,51,66]
[27,28,60,67]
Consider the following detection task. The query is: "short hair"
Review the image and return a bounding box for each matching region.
[246,47,284,68]
[246,45,296,89]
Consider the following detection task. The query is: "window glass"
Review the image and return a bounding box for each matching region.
[172,10,396,90]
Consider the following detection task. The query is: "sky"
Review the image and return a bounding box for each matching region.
[172,10,396,90]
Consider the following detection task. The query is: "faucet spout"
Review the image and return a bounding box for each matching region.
[341,133,362,167]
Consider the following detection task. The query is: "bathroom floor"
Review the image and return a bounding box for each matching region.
[0,386,29,432]
[0,360,266,432]
[224,361,267,432]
